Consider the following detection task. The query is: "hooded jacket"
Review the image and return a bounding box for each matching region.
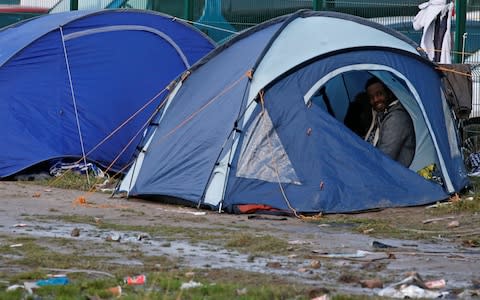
[365,100,416,167]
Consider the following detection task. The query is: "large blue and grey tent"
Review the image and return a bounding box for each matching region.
[0,9,215,178]
[120,10,469,214]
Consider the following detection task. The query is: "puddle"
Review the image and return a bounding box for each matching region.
[4,221,332,285]
[3,219,480,295]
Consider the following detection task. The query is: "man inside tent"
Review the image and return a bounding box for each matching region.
[364,77,416,167]
[344,91,372,138]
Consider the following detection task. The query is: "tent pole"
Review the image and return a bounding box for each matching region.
[60,26,90,185]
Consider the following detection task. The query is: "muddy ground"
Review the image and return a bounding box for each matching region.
[0,181,479,298]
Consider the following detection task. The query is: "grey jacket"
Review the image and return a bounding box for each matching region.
[376,101,416,167]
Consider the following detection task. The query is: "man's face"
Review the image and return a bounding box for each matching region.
[367,82,390,112]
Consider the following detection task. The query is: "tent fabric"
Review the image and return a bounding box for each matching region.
[121,10,469,214]
[439,64,473,120]
[0,9,215,178]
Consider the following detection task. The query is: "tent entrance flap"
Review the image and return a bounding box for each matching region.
[304,67,441,175]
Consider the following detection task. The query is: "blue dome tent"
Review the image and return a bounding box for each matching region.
[0,9,215,178]
[120,10,469,214]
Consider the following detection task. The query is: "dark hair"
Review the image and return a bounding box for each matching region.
[364,76,396,100]
[364,76,383,90]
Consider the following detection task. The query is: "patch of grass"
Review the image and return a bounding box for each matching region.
[428,197,480,215]
[29,214,241,249]
[28,172,117,192]
[307,216,432,240]
[0,268,315,300]
[225,233,289,255]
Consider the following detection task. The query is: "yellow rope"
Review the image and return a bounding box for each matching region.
[436,65,473,78]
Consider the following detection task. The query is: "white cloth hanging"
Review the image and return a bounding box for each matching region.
[413,0,454,63]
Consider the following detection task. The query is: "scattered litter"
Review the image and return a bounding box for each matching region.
[105,232,121,242]
[71,227,80,237]
[312,250,371,258]
[44,189,52,192]
[425,279,446,289]
[377,272,449,299]
[50,161,104,178]
[317,223,331,227]
[378,284,448,298]
[157,208,206,216]
[13,223,28,227]
[422,216,456,224]
[311,295,330,300]
[137,233,150,241]
[360,278,383,289]
[36,276,69,286]
[426,202,451,209]
[23,281,39,294]
[32,192,41,198]
[236,287,247,295]
[180,280,203,290]
[449,193,461,203]
[309,260,321,269]
[363,228,374,234]
[297,267,309,273]
[106,285,122,297]
[73,196,88,206]
[288,240,312,245]
[461,239,479,247]
[9,243,23,248]
[266,261,282,268]
[6,284,24,291]
[372,241,396,249]
[47,274,68,278]
[124,274,146,285]
[447,220,460,228]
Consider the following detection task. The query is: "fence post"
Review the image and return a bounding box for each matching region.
[184,0,194,21]
[312,0,324,10]
[70,0,78,11]
[454,0,466,63]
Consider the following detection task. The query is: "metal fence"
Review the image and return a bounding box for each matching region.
[0,1,475,53]
[2,0,480,114]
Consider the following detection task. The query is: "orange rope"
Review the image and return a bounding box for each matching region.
[72,100,168,204]
[34,86,170,199]
[150,71,250,149]
[76,86,170,165]
[435,65,473,78]
[70,71,250,205]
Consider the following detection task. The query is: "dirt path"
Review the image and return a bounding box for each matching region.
[0,181,479,297]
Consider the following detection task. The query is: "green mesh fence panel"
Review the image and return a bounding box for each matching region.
[465,2,480,64]
[0,0,480,61]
